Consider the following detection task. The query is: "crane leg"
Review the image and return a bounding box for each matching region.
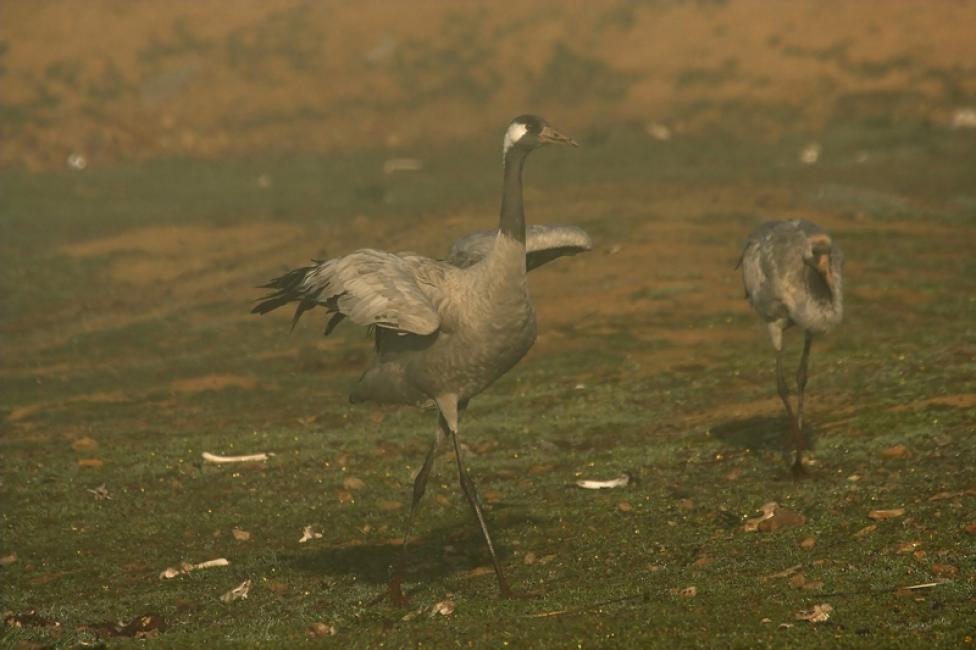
[793,332,814,476]
[375,426,444,606]
[440,395,513,598]
[775,347,806,477]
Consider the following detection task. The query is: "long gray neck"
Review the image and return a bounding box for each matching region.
[499,147,529,244]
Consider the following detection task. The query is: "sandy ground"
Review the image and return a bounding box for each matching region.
[3,0,975,168]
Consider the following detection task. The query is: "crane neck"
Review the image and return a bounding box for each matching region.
[499,147,529,244]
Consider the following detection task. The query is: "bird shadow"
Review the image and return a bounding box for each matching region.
[711,415,813,452]
[288,512,541,586]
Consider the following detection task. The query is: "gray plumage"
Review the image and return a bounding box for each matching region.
[253,114,583,602]
[448,223,592,270]
[739,218,844,475]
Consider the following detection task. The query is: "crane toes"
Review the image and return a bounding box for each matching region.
[790,456,811,479]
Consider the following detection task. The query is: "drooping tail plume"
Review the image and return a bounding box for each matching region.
[252,262,326,331]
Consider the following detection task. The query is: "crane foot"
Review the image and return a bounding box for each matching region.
[367,575,411,608]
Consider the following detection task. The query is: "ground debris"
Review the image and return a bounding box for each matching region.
[854,524,877,538]
[744,502,805,532]
[794,603,833,623]
[307,622,337,637]
[80,613,165,639]
[87,484,111,501]
[232,527,251,541]
[71,436,99,452]
[868,508,905,520]
[220,579,252,603]
[160,558,229,579]
[0,553,16,567]
[928,489,974,501]
[299,526,323,543]
[576,474,630,489]
[202,451,271,464]
[4,610,61,630]
[881,444,911,459]
[763,564,803,581]
[429,600,456,617]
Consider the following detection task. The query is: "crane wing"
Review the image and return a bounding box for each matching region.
[447,224,592,271]
[253,249,443,336]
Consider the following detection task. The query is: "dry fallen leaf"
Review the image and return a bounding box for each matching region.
[868,508,905,520]
[800,537,816,551]
[71,436,98,452]
[931,564,958,577]
[670,586,697,598]
[343,477,366,491]
[894,541,920,554]
[928,490,964,501]
[77,458,104,468]
[464,566,494,578]
[232,528,251,541]
[299,526,323,543]
[576,474,630,489]
[87,484,111,501]
[430,600,456,617]
[764,564,803,581]
[758,508,806,532]
[881,444,911,460]
[617,501,633,512]
[267,581,288,595]
[483,490,504,504]
[744,502,779,531]
[220,579,251,603]
[523,552,537,565]
[794,603,833,623]
[789,574,806,589]
[0,553,17,567]
[854,524,878,539]
[337,490,354,504]
[963,523,976,535]
[307,622,336,638]
[380,500,403,511]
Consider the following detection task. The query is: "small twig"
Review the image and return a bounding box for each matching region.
[202,451,271,464]
[812,581,944,599]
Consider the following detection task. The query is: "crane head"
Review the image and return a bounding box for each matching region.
[804,233,836,284]
[503,115,578,160]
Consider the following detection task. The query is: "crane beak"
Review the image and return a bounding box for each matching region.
[538,126,579,147]
[805,253,834,283]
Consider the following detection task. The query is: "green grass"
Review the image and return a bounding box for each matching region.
[2,120,975,647]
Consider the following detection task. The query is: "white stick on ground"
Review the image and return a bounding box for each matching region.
[160,557,230,579]
[202,451,271,464]
[575,474,630,489]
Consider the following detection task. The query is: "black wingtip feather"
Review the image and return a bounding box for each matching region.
[251,263,319,318]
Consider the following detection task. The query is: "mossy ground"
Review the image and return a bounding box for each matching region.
[2,114,975,648]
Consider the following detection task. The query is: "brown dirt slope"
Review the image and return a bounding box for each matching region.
[2,0,975,169]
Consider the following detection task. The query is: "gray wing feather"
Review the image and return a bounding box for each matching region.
[447,224,592,270]
[302,249,442,335]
